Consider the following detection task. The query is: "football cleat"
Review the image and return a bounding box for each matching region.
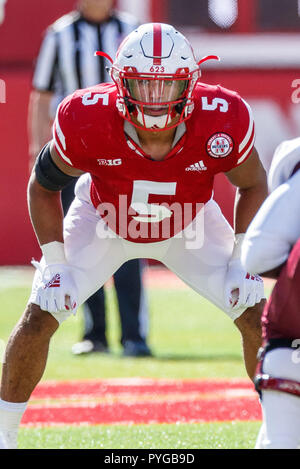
[122,340,152,357]
[71,340,109,355]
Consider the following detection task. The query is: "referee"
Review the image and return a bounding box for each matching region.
[28,0,151,357]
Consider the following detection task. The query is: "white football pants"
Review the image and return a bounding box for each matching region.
[29,174,246,323]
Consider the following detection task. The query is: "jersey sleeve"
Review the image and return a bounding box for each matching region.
[33,28,58,92]
[242,170,300,274]
[232,97,255,168]
[52,94,82,168]
[268,137,300,192]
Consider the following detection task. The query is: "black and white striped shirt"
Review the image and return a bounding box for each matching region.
[33,10,138,115]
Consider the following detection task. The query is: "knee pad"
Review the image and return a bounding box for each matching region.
[254,339,300,398]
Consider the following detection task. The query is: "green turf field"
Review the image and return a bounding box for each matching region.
[0,269,267,449]
[19,422,261,449]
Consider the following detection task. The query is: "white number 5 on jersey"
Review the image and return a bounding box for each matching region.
[131,180,177,223]
[82,92,109,106]
[201,97,228,113]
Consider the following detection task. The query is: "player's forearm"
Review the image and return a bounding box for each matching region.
[27,173,64,246]
[233,181,268,234]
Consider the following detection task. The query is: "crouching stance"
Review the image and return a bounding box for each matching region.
[242,138,300,449]
[0,23,267,448]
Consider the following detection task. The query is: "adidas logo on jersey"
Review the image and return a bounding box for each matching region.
[185,160,207,172]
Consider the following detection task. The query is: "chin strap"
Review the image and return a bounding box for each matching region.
[136,107,171,130]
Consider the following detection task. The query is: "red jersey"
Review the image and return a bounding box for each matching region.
[262,238,300,341]
[53,82,255,243]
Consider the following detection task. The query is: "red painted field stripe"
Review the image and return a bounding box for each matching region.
[31,379,253,399]
[22,397,261,426]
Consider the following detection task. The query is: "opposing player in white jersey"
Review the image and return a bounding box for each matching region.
[242,137,300,449]
[0,23,267,448]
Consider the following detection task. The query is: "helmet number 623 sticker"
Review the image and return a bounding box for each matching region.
[149,66,165,73]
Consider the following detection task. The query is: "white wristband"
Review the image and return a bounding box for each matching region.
[231,233,246,260]
[41,241,66,265]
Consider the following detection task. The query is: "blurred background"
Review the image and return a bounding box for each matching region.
[0,0,300,265]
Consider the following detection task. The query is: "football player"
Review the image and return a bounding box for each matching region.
[242,137,300,448]
[0,23,267,448]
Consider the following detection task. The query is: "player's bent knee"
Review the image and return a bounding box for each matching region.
[22,303,59,335]
[234,300,264,334]
[255,342,300,398]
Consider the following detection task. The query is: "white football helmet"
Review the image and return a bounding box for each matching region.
[96,23,218,131]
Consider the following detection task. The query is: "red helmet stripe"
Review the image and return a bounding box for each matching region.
[153,23,162,65]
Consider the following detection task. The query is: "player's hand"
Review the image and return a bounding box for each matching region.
[225,258,265,310]
[32,261,78,314]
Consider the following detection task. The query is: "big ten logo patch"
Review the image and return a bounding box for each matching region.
[97,158,122,166]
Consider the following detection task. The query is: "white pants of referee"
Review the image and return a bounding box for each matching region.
[29,173,246,323]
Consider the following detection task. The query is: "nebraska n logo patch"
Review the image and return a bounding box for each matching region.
[207,133,233,158]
